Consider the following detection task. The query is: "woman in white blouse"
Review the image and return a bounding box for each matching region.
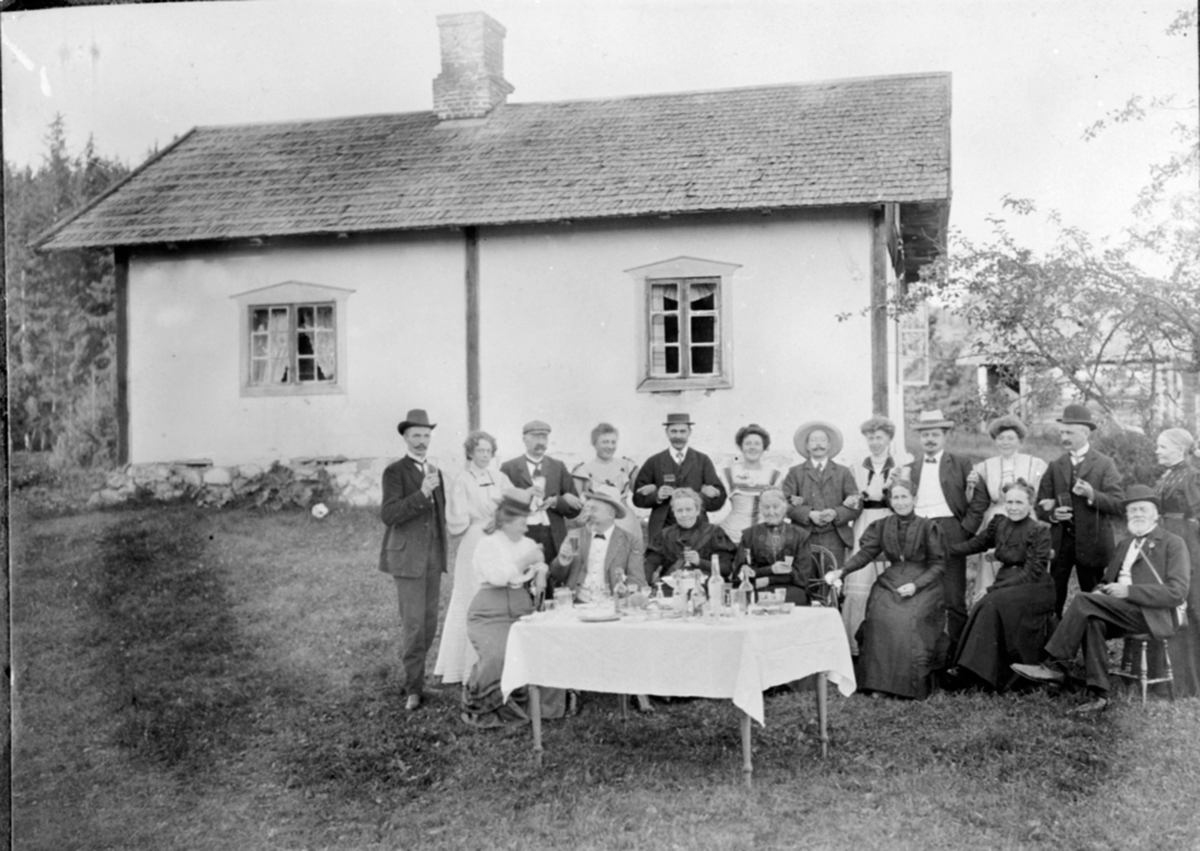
[966,414,1047,603]
[461,492,564,728]
[719,424,783,544]
[434,431,513,685]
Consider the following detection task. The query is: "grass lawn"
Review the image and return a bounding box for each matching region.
[10,491,1200,851]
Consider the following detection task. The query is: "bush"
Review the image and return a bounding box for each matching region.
[1093,428,1159,487]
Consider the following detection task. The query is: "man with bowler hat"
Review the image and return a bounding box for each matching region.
[1035,404,1125,616]
[379,409,447,711]
[633,413,727,544]
[1013,485,1189,714]
[903,409,989,661]
[500,420,583,570]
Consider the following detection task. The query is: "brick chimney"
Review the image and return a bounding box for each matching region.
[433,12,515,120]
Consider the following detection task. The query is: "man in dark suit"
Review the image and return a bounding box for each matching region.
[633,412,727,544]
[1035,404,1125,616]
[499,420,582,569]
[378,408,447,712]
[782,421,861,566]
[1014,485,1190,714]
[904,409,989,660]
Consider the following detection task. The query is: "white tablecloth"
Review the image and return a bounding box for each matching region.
[500,608,856,726]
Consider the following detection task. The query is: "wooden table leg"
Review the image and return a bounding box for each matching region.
[740,710,753,787]
[619,693,629,721]
[815,672,829,759]
[529,685,544,769]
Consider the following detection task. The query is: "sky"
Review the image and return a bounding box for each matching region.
[1,0,1196,251]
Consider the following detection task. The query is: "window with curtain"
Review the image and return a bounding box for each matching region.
[249,302,337,386]
[648,277,721,380]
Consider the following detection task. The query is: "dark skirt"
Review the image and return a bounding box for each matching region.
[462,586,565,727]
[955,573,1056,691]
[859,561,946,699]
[1160,516,1200,697]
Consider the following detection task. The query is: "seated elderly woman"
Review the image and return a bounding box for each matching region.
[946,479,1055,691]
[461,491,566,728]
[965,414,1048,602]
[824,478,946,699]
[732,488,816,604]
[644,487,738,586]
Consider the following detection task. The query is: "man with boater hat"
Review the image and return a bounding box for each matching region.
[1013,485,1190,714]
[781,421,861,566]
[1035,404,1124,616]
[500,420,582,571]
[379,408,447,712]
[633,412,727,544]
[903,409,989,661]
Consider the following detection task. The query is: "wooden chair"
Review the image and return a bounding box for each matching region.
[807,545,841,609]
[1110,634,1175,704]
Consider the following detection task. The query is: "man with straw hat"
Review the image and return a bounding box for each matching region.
[782,421,861,566]
[1035,403,1125,617]
[904,409,989,662]
[379,408,448,712]
[1013,484,1190,714]
[633,413,727,543]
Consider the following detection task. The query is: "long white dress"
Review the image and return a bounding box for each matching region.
[968,452,1047,604]
[846,455,899,654]
[719,463,783,544]
[434,465,513,684]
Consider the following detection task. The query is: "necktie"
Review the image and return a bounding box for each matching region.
[675,452,685,466]
[594,532,606,541]
[925,456,938,464]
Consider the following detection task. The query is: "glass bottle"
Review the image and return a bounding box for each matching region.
[613,571,630,613]
[708,554,724,616]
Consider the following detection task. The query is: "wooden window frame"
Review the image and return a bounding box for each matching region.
[232,281,354,398]
[626,256,740,393]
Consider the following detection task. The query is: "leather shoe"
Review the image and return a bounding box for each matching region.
[1068,696,1109,716]
[1010,663,1065,685]
[405,694,422,712]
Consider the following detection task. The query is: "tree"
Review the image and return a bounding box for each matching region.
[4,115,129,465]
[893,11,1199,433]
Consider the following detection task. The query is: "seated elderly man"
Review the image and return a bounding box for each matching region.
[644,487,737,585]
[1013,485,1191,714]
[550,485,646,598]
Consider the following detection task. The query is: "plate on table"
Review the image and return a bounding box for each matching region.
[577,612,621,623]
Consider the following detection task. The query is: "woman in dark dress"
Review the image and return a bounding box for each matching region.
[1155,428,1200,697]
[644,488,737,585]
[733,488,815,604]
[824,479,946,699]
[946,480,1055,691]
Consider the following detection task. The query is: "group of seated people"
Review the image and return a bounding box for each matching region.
[429,407,1198,727]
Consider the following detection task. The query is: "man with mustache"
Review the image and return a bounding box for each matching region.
[500,420,583,570]
[1035,404,1125,616]
[903,410,989,662]
[633,413,727,544]
[1013,485,1190,714]
[378,408,447,712]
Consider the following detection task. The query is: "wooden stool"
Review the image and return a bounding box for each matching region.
[1111,634,1175,704]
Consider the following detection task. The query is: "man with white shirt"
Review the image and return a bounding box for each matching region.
[1013,486,1189,714]
[904,409,989,661]
[633,412,727,544]
[499,420,583,570]
[551,485,646,597]
[1035,404,1125,616]
[378,408,448,711]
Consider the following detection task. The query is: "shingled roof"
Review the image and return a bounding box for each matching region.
[36,72,951,259]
